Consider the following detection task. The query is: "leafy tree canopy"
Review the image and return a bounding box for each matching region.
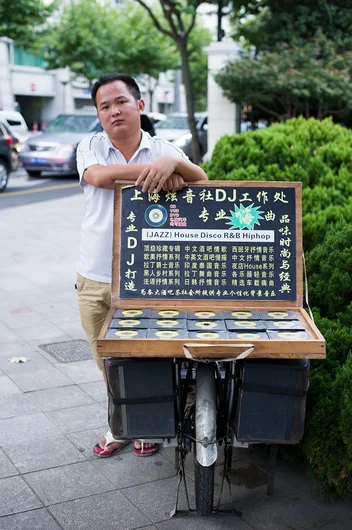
[231,0,352,51]
[215,38,352,122]
[0,0,56,47]
[43,0,179,85]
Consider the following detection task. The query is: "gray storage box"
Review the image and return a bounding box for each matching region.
[233,359,309,443]
[104,358,176,439]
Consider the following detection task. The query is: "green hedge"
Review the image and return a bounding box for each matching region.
[204,118,352,499]
[203,117,352,251]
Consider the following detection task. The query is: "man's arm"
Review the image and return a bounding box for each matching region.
[135,155,207,193]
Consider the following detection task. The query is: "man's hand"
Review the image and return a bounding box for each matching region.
[135,155,177,193]
[162,174,187,192]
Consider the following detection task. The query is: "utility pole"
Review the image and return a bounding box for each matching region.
[217,0,225,42]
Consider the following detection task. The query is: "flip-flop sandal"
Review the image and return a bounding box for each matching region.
[93,431,131,458]
[134,441,159,457]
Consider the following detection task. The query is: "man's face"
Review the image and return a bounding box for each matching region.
[96,80,145,140]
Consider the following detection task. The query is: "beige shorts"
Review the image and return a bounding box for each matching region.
[76,273,111,371]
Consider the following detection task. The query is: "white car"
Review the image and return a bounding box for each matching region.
[0,111,29,143]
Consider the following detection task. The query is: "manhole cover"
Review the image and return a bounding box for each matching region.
[40,340,92,363]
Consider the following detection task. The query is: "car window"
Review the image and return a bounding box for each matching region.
[6,119,22,127]
[157,116,189,129]
[45,114,97,133]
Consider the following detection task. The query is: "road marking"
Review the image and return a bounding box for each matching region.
[0,182,79,197]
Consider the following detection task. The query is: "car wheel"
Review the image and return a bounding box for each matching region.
[0,160,9,192]
[27,170,42,178]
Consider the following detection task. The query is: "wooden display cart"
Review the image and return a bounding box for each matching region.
[98,181,325,361]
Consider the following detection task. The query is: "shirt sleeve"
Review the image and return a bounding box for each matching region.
[152,136,190,161]
[76,134,107,185]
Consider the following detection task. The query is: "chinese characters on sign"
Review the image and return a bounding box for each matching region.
[120,186,296,301]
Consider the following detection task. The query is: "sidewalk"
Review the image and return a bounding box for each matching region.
[0,192,351,530]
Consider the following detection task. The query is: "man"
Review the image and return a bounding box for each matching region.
[76,73,207,457]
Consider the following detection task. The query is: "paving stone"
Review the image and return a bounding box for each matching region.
[48,490,150,530]
[54,360,101,384]
[8,366,74,392]
[79,380,107,402]
[28,385,95,412]
[92,448,176,489]
[0,449,18,479]
[0,376,22,398]
[321,499,352,529]
[0,413,60,446]
[24,461,115,505]
[0,323,22,345]
[0,394,41,420]
[3,436,86,474]
[48,403,107,434]
[0,476,42,516]
[155,511,254,529]
[0,508,61,530]
[0,353,52,374]
[230,486,339,530]
[14,323,70,343]
[122,475,196,524]
[67,427,131,460]
[0,309,50,330]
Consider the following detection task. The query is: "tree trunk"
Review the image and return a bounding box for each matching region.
[178,40,201,164]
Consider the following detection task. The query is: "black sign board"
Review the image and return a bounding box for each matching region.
[119,184,297,301]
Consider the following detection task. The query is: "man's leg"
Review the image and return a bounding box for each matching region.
[76,273,128,455]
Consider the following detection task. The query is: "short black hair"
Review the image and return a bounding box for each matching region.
[91,74,141,107]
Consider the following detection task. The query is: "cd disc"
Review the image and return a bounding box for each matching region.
[158,310,179,317]
[268,311,288,318]
[273,321,294,328]
[194,311,216,318]
[156,320,178,327]
[118,319,140,327]
[114,330,138,337]
[195,332,219,339]
[145,204,168,227]
[235,321,256,327]
[122,310,143,317]
[237,333,260,339]
[155,330,179,338]
[278,331,300,339]
[232,311,252,317]
[196,321,217,329]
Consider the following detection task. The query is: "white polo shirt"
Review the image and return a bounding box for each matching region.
[76,130,188,283]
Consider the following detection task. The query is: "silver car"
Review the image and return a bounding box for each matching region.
[18,110,100,177]
[155,112,208,161]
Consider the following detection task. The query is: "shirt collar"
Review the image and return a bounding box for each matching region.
[103,130,151,161]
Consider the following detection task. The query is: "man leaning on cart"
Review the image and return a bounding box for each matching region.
[76,73,207,457]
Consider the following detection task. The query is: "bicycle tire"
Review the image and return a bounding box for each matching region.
[194,457,215,515]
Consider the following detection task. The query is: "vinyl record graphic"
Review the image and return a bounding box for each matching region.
[155,330,179,338]
[195,332,220,339]
[273,321,295,328]
[234,321,256,327]
[118,319,141,327]
[156,319,179,327]
[145,204,168,227]
[121,309,143,317]
[114,330,139,337]
[158,310,180,317]
[194,311,216,318]
[268,311,289,318]
[196,321,217,329]
[278,331,305,339]
[237,333,261,339]
[232,311,252,318]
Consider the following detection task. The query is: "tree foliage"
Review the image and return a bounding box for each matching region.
[0,0,56,47]
[43,0,178,85]
[231,0,352,51]
[215,38,352,122]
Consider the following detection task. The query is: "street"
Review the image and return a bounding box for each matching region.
[0,167,81,210]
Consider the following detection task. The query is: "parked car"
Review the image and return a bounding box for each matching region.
[19,110,155,177]
[0,121,19,192]
[155,112,208,161]
[0,111,29,143]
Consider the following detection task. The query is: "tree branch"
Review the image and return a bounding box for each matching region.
[255,102,285,120]
[134,0,174,39]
